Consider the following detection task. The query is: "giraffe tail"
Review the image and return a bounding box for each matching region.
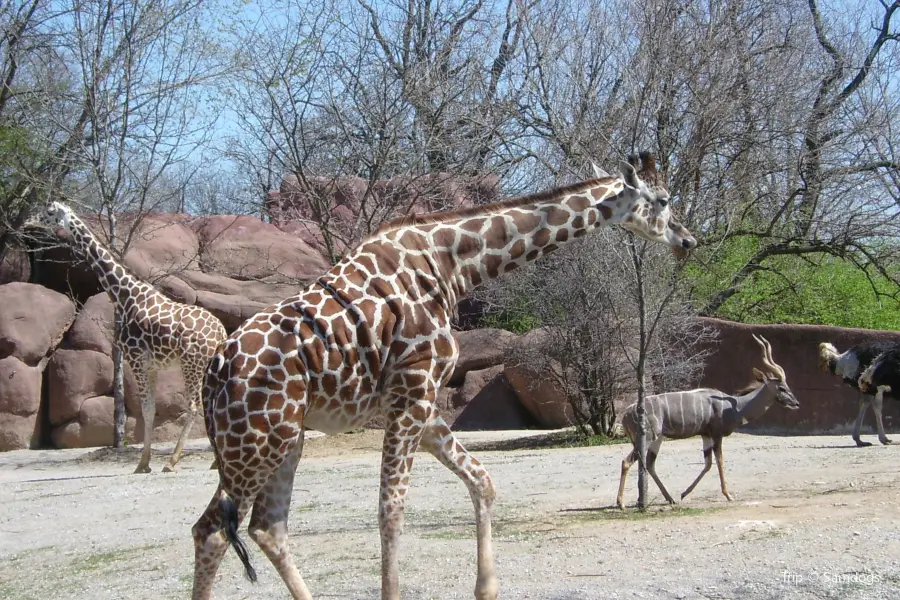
[219,491,258,583]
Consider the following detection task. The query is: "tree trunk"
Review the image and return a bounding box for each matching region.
[112,309,126,447]
[108,212,127,447]
[631,240,649,509]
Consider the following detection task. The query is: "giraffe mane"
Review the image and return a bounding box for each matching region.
[365,177,617,241]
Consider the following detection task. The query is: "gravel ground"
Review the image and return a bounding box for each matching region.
[1,430,899,600]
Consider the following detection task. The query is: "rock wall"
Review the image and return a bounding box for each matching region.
[695,318,900,435]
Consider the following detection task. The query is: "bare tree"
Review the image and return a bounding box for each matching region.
[221,0,530,260]
[492,230,714,439]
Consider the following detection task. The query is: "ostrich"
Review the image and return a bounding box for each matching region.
[818,340,900,446]
[858,347,900,428]
[616,335,799,509]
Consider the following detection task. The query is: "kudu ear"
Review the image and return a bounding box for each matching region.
[752,367,767,381]
[591,162,610,179]
[618,159,640,188]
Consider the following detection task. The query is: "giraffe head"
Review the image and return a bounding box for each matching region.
[28,200,75,233]
[611,152,697,257]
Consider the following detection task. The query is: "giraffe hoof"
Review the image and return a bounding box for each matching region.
[133,464,152,474]
[161,464,175,473]
[724,493,734,502]
[855,440,873,448]
[880,439,893,445]
[475,574,499,600]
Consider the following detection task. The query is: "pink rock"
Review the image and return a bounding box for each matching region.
[0,356,42,450]
[450,328,517,385]
[452,368,538,431]
[0,356,42,416]
[0,413,40,450]
[0,283,75,366]
[47,349,114,425]
[66,293,115,354]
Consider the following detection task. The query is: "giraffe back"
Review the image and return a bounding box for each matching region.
[119,291,226,368]
[204,235,459,444]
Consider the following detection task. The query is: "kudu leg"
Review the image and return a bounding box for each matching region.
[681,435,714,501]
[616,448,638,509]
[852,395,873,447]
[643,437,676,505]
[713,440,734,501]
[873,387,894,445]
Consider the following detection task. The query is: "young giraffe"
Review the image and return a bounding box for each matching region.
[31,201,227,473]
[193,152,697,600]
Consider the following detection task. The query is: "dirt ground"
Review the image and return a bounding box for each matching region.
[1,430,899,600]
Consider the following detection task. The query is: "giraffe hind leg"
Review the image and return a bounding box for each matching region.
[248,438,312,600]
[163,362,204,472]
[134,364,157,474]
[192,483,260,600]
[420,412,498,600]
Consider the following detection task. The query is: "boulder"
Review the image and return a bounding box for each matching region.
[0,283,75,366]
[503,364,575,428]
[450,328,517,385]
[52,395,116,449]
[0,249,30,284]
[0,356,43,450]
[190,214,331,283]
[0,356,42,416]
[130,413,205,445]
[453,369,538,431]
[450,365,505,409]
[66,293,115,354]
[0,413,41,451]
[47,349,114,425]
[123,366,190,421]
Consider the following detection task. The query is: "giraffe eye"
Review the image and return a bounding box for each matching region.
[657,198,668,208]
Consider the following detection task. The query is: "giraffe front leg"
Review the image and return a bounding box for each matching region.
[379,397,432,600]
[420,413,498,600]
[163,363,204,472]
[134,365,157,474]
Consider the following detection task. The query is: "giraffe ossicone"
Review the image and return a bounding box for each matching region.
[31,201,227,474]
[191,152,696,600]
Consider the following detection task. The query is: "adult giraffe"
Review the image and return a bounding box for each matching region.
[30,201,227,473]
[192,153,697,600]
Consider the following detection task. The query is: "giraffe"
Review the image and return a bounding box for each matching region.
[192,152,697,600]
[30,201,227,474]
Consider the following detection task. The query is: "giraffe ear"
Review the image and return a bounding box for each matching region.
[618,160,640,188]
[591,162,610,179]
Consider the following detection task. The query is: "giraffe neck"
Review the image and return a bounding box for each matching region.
[374,178,628,303]
[64,213,153,312]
